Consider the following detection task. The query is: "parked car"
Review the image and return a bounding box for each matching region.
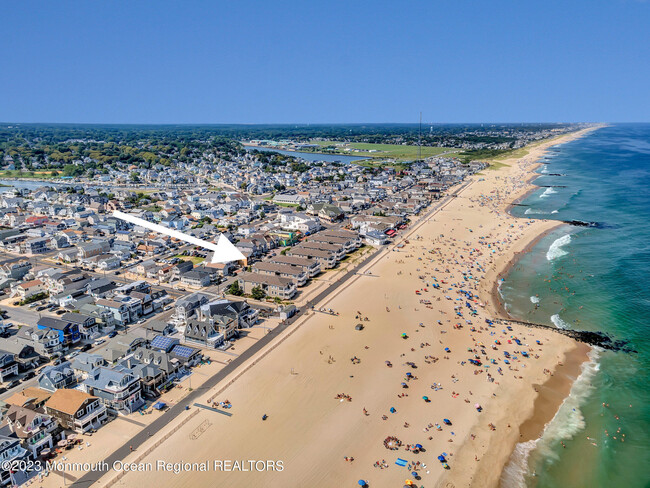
[6,380,20,389]
[108,331,118,338]
[55,310,66,315]
[52,358,62,366]
[80,344,93,352]
[23,371,36,380]
[93,339,106,346]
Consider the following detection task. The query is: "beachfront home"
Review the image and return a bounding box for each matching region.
[44,389,108,433]
[237,272,296,300]
[0,435,29,486]
[252,261,308,286]
[80,366,144,414]
[269,254,321,277]
[3,404,57,458]
[286,246,337,269]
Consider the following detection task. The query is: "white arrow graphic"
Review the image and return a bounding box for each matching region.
[112,210,245,264]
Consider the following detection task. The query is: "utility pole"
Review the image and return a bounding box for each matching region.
[418,112,422,161]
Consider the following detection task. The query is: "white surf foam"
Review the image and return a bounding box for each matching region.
[541,166,549,174]
[530,296,540,304]
[551,210,559,214]
[524,208,548,215]
[500,349,600,488]
[539,187,557,198]
[550,313,570,329]
[546,234,571,261]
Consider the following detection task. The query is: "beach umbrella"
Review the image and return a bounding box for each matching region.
[415,444,423,449]
[357,480,367,487]
[438,455,446,462]
[422,396,429,402]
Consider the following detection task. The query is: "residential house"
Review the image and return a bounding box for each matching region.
[174,293,210,322]
[37,362,76,392]
[180,269,211,288]
[12,279,45,300]
[236,272,296,300]
[36,316,80,346]
[0,351,18,382]
[60,312,99,340]
[80,366,144,414]
[269,254,321,277]
[15,327,62,357]
[0,435,28,485]
[3,405,57,458]
[44,389,108,433]
[252,262,308,286]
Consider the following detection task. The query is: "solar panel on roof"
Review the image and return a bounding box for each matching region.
[151,336,175,350]
[172,346,194,358]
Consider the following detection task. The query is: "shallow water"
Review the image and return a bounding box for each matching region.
[500,125,650,488]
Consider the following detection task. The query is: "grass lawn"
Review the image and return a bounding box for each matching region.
[310,140,458,162]
[174,255,205,265]
[0,170,60,179]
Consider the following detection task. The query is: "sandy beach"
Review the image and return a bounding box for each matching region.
[39,128,601,488]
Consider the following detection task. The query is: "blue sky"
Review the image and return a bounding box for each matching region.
[1,1,648,123]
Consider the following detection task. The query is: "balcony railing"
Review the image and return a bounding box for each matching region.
[74,404,107,425]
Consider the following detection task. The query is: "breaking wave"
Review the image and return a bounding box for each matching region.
[540,187,557,198]
[546,234,571,261]
[550,313,570,329]
[500,349,600,488]
[530,296,540,304]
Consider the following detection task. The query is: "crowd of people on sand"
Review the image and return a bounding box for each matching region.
[383,436,402,450]
[335,393,352,402]
[321,152,566,478]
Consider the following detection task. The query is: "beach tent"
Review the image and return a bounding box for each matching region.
[358,481,367,487]
[396,458,408,466]
[355,324,364,331]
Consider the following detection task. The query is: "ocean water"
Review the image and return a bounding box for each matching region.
[499,125,650,488]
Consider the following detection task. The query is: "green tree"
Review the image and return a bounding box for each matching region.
[251,286,266,301]
[227,281,244,296]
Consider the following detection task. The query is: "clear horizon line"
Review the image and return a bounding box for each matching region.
[0,120,622,127]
